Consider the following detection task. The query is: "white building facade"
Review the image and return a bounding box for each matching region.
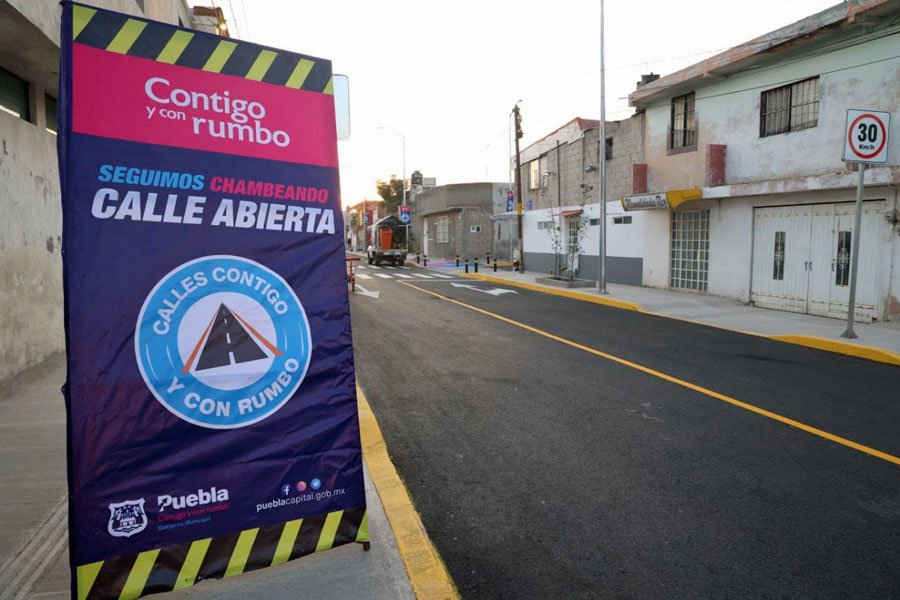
[626,0,900,322]
[518,115,646,283]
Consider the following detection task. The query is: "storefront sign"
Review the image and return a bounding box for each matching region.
[622,192,669,211]
[622,189,703,211]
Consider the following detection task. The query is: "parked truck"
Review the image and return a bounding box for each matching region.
[366,215,408,266]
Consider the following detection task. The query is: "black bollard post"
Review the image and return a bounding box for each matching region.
[474,258,479,273]
[493,259,497,272]
[464,259,469,274]
[456,255,460,267]
[424,255,428,267]
[486,253,491,266]
[416,252,420,264]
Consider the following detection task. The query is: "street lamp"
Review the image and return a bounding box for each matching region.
[596,0,608,294]
[376,126,407,247]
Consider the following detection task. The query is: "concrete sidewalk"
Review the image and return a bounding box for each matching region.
[460,269,900,361]
[0,356,414,600]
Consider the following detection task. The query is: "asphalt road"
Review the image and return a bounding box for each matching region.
[349,266,900,599]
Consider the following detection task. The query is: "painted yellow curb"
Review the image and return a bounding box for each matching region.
[356,384,460,599]
[769,335,900,367]
[460,272,646,312]
[458,273,900,368]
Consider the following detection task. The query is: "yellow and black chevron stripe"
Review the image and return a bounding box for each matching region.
[76,507,368,600]
[71,4,334,95]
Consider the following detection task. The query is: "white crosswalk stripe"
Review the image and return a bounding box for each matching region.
[412,273,434,279]
[395,274,413,279]
[375,273,393,279]
[430,273,453,279]
[399,266,411,269]
[384,266,397,270]
[369,265,381,269]
[356,273,372,280]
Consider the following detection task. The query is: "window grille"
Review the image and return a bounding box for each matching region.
[835,230,851,286]
[760,77,819,137]
[436,217,450,243]
[670,209,709,291]
[670,93,695,149]
[613,216,632,225]
[773,232,785,280]
[605,137,613,160]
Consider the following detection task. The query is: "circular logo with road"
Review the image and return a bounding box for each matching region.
[135,255,312,429]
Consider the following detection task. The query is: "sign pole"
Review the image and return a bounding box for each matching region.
[841,165,865,339]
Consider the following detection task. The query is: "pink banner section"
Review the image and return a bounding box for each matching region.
[72,43,338,168]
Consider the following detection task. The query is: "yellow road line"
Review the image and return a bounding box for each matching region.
[460,273,900,367]
[400,281,900,467]
[460,272,644,312]
[357,384,460,599]
[770,334,900,367]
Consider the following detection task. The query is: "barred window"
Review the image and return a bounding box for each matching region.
[670,93,695,149]
[436,217,450,243]
[760,77,819,137]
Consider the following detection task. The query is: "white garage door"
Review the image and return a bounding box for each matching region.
[751,201,887,321]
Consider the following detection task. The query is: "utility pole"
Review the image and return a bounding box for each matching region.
[556,139,561,276]
[513,103,524,272]
[598,0,608,294]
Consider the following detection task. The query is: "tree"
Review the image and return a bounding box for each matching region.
[375,175,405,215]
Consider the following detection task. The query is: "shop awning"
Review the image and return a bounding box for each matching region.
[558,209,583,217]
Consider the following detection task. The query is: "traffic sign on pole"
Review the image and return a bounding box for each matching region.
[840,108,891,339]
[843,109,890,164]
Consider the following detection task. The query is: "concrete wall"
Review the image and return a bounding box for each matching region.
[0,0,199,382]
[522,200,645,285]
[410,182,507,259]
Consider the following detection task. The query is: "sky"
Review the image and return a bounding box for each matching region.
[204,0,840,207]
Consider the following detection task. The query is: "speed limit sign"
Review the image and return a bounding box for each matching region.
[843,109,890,163]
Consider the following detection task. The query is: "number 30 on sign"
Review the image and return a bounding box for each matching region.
[843,109,890,164]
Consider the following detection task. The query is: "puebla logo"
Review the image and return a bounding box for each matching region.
[135,255,312,428]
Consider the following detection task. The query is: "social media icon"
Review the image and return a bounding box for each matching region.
[296,481,307,492]
[281,483,291,496]
[310,478,321,490]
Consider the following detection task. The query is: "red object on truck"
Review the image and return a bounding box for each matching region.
[379,228,393,249]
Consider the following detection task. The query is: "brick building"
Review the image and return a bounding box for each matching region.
[517,114,646,282]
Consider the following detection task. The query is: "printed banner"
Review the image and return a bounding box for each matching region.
[58,4,366,599]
